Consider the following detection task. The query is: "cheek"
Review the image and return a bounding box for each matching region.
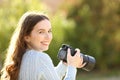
[29,35,41,44]
[34,36,42,42]
[50,33,53,39]
[30,36,41,47]
[50,35,53,40]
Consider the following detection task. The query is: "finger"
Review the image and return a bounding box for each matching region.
[82,62,87,66]
[63,61,68,66]
[75,52,80,57]
[78,62,87,68]
[75,49,80,57]
[67,48,71,57]
[75,48,80,53]
[75,48,80,56]
[79,55,83,62]
[80,62,86,68]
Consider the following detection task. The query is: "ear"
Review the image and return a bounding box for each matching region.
[24,36,30,43]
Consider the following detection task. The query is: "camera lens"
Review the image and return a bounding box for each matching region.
[58,44,96,71]
[81,54,96,71]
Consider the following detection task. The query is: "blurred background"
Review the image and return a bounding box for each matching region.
[0,0,120,80]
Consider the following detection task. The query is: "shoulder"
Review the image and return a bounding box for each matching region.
[24,49,48,58]
[23,49,52,62]
[19,50,53,79]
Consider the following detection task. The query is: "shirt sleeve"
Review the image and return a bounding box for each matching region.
[19,50,61,80]
[19,50,77,80]
[55,61,67,79]
[36,52,61,80]
[36,51,77,80]
[64,66,77,80]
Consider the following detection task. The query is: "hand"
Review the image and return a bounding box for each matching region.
[67,48,86,68]
[77,54,86,68]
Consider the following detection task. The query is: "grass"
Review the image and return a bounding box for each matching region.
[76,69,120,80]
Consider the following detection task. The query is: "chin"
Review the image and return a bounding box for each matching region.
[42,47,49,51]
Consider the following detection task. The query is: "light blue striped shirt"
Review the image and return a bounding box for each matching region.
[18,50,77,80]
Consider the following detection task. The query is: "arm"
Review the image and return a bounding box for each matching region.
[38,60,77,80]
[19,50,77,80]
[36,51,77,80]
[41,48,85,80]
[64,66,77,80]
[55,61,67,79]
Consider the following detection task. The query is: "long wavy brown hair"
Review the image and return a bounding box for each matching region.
[1,12,49,80]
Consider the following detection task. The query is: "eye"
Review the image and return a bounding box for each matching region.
[48,29,52,33]
[39,31,44,34]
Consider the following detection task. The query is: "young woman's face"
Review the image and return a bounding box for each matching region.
[25,19,52,51]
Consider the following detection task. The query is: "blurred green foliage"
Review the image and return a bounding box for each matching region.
[0,0,47,63]
[64,0,120,71]
[0,0,120,72]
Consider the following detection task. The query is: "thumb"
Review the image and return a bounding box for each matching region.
[67,48,71,58]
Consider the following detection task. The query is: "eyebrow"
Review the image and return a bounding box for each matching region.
[37,28,52,31]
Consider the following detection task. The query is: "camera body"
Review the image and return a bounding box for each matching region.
[58,44,96,71]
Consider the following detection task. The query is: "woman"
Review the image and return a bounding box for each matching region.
[1,11,85,80]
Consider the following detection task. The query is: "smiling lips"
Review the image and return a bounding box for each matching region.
[41,42,50,46]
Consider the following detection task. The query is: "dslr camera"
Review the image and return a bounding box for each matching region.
[58,44,96,71]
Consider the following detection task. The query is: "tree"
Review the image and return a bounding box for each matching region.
[63,0,120,71]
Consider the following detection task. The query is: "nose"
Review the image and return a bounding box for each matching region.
[45,33,52,39]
